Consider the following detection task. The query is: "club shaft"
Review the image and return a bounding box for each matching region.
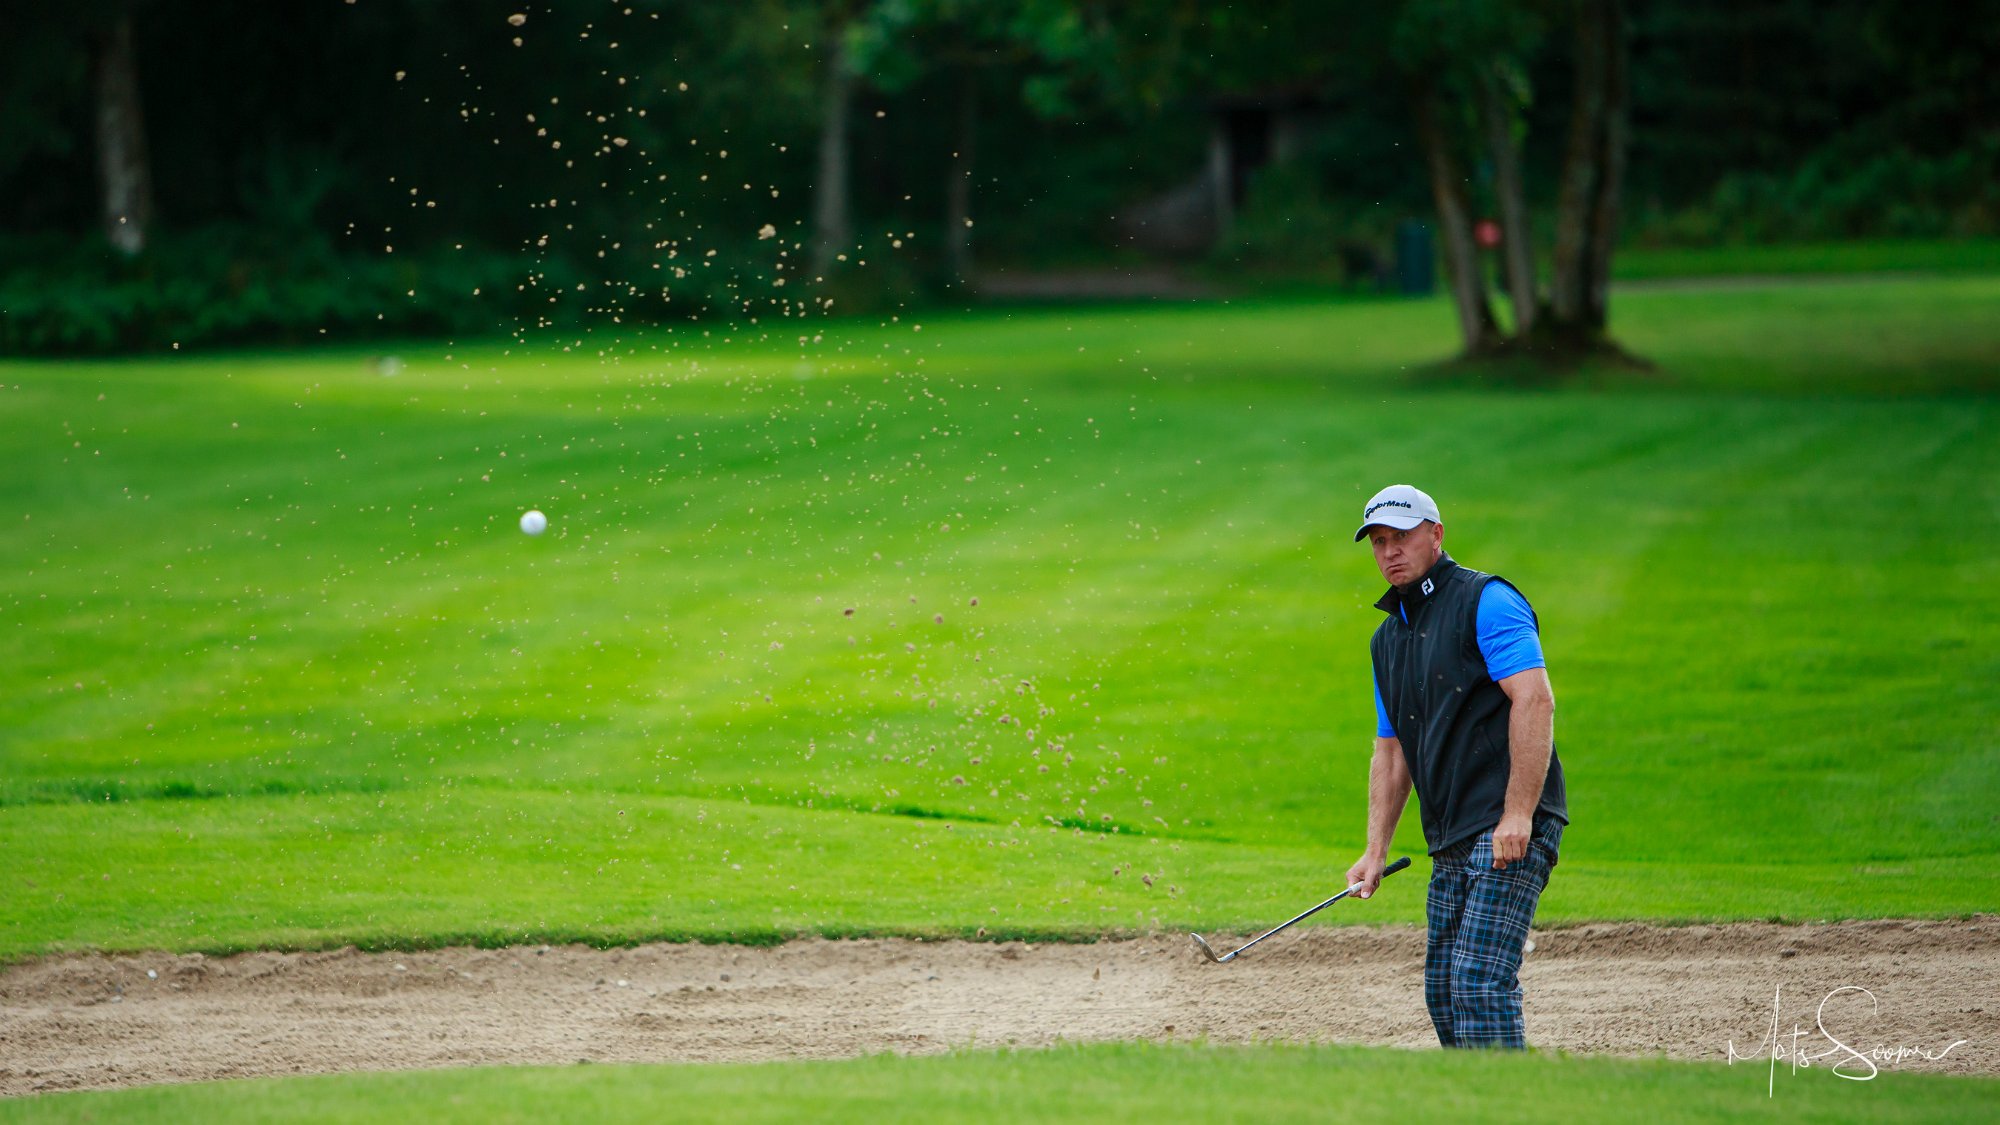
[1218,855,1412,960]
[1225,887,1357,958]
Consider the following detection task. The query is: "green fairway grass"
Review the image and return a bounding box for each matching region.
[4,1042,1994,1123]
[3,274,1997,958]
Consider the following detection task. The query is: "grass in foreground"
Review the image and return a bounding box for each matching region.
[2,274,1997,958]
[4,1042,1994,1124]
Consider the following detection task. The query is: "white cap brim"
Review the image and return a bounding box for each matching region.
[1353,514,1426,542]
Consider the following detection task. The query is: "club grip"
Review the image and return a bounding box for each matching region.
[1382,855,1412,878]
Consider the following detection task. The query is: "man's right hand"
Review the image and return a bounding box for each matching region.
[1345,854,1386,899]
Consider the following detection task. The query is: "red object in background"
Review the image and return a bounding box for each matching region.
[1474,219,1502,249]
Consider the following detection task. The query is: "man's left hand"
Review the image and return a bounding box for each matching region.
[1492,813,1533,869]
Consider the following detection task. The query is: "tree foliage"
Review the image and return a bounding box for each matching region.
[0,0,1990,354]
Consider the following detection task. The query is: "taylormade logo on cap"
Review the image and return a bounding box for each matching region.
[1354,485,1442,542]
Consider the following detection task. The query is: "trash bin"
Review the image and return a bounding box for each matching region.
[1394,220,1435,296]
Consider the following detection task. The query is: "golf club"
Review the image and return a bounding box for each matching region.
[1191,855,1412,964]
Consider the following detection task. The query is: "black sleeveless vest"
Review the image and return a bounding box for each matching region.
[1370,554,1568,853]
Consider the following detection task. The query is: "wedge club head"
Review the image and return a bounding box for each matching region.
[1189,931,1232,963]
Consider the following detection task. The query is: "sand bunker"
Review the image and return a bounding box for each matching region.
[3,916,1993,1096]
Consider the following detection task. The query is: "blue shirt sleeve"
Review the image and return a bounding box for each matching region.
[1477,580,1545,681]
[1373,675,1395,738]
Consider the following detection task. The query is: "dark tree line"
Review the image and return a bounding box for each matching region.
[2,0,1993,355]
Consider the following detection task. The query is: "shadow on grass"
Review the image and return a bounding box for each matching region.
[1415,330,1665,390]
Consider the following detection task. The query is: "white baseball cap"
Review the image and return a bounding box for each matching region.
[1353,484,1442,542]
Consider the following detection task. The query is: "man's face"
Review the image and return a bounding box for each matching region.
[1367,521,1444,588]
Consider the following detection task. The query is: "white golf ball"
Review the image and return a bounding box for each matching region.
[519,509,547,536]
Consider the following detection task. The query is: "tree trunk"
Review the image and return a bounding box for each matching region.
[945,69,977,285]
[1549,0,1608,327]
[1583,0,1630,329]
[809,29,853,281]
[94,10,153,256]
[1477,67,1537,335]
[1415,86,1499,356]
[1207,123,1234,242]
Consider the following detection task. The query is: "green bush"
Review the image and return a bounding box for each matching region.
[0,222,858,355]
[0,227,557,354]
[1631,135,2000,246]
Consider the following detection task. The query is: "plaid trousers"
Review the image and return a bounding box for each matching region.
[1423,818,1563,1048]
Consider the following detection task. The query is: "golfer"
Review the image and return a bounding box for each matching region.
[1344,484,1568,1049]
